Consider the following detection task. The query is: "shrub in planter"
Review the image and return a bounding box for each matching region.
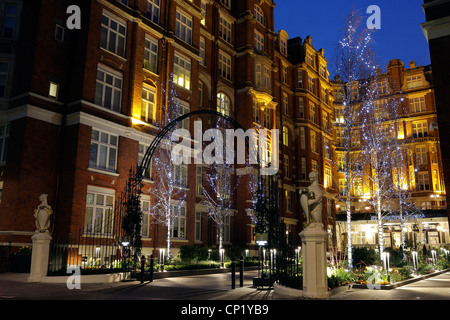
[352,247,377,268]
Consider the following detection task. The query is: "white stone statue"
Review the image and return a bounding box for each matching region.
[300,171,324,229]
[33,194,52,233]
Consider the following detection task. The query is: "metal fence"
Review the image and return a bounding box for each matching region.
[47,229,127,275]
[48,168,142,276]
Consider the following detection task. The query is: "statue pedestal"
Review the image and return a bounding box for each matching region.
[28,232,52,283]
[299,224,329,299]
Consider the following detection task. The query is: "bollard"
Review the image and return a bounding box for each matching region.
[239,255,244,287]
[149,254,154,283]
[140,255,146,283]
[231,257,236,289]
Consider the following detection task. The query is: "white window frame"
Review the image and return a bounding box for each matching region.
[172,163,188,188]
[254,5,264,24]
[84,186,115,235]
[100,11,127,57]
[418,172,430,191]
[283,126,289,146]
[311,130,318,153]
[201,0,207,25]
[95,65,123,112]
[406,75,423,89]
[175,10,192,44]
[195,211,202,241]
[416,145,428,165]
[409,96,426,113]
[89,129,118,172]
[141,85,156,124]
[144,35,158,73]
[412,121,428,138]
[200,37,206,66]
[219,15,232,43]
[218,51,231,81]
[254,30,264,51]
[49,82,59,100]
[171,205,186,239]
[174,54,191,90]
[141,195,151,237]
[146,0,160,24]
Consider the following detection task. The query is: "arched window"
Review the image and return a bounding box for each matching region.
[254,5,264,24]
[217,92,230,116]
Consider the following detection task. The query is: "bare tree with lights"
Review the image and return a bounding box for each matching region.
[201,118,240,253]
[149,82,188,263]
[333,8,377,269]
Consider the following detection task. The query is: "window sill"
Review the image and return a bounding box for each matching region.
[171,238,189,243]
[88,167,120,177]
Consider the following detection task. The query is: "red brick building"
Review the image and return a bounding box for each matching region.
[0,0,341,259]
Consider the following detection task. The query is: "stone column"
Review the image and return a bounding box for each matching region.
[28,232,52,282]
[299,224,329,299]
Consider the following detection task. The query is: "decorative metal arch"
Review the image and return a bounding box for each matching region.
[136,109,259,181]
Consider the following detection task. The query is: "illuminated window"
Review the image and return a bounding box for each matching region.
[325,165,331,188]
[141,85,156,124]
[308,76,316,95]
[416,145,428,165]
[174,54,191,90]
[201,0,207,25]
[49,82,59,99]
[217,92,230,116]
[409,96,425,113]
[283,126,289,146]
[406,75,423,89]
[412,121,428,138]
[418,172,430,191]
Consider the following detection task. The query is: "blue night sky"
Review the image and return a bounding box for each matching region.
[274,0,431,77]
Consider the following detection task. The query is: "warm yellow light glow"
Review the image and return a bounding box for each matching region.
[132,117,145,126]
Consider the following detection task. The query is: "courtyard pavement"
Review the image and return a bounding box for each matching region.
[0,269,448,318]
